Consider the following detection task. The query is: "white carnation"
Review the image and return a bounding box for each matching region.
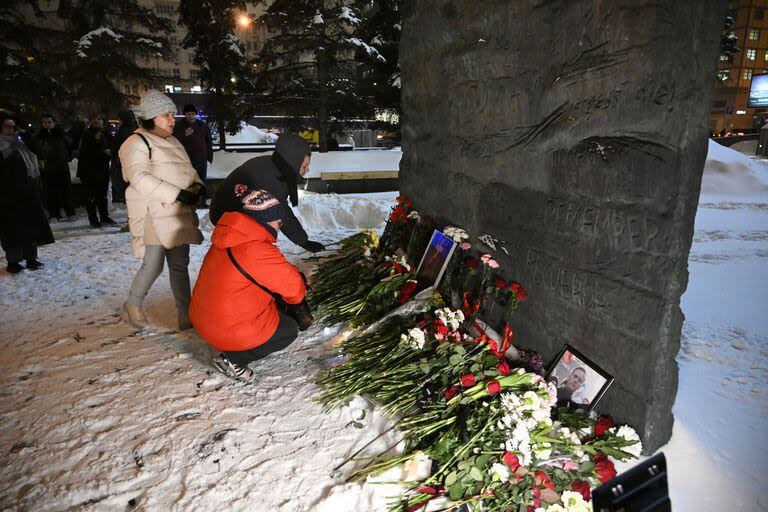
[400,327,426,350]
[560,490,591,512]
[407,210,420,220]
[613,425,643,457]
[490,462,510,482]
[443,226,469,242]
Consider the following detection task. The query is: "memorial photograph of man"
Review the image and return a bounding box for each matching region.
[547,346,613,412]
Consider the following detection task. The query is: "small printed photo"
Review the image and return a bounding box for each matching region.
[415,229,457,291]
[545,344,614,412]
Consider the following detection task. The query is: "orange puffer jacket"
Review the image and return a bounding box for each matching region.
[190,212,306,351]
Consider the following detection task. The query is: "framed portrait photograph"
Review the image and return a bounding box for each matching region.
[545,344,614,412]
[414,230,457,291]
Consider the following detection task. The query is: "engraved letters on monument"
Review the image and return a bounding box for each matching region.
[398,1,724,451]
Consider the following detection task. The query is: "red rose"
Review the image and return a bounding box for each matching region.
[460,374,476,387]
[486,379,501,395]
[571,480,591,502]
[594,416,614,437]
[510,282,521,292]
[497,360,511,376]
[516,288,528,302]
[502,451,520,470]
[493,277,507,289]
[531,486,542,508]
[465,257,479,269]
[594,454,617,483]
[443,386,460,400]
[397,280,419,303]
[534,470,555,491]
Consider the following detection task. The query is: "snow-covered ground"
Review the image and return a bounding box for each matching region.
[1,141,767,511]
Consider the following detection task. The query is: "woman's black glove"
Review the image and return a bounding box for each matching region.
[285,299,314,331]
[176,183,206,206]
[302,240,325,253]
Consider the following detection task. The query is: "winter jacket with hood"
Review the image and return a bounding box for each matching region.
[119,128,204,259]
[189,212,306,351]
[210,134,311,249]
[31,126,72,184]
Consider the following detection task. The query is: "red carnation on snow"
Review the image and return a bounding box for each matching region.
[594,416,614,437]
[460,374,476,387]
[486,379,501,395]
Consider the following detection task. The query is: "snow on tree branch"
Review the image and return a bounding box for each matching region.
[346,37,385,62]
[76,27,123,58]
[340,6,360,25]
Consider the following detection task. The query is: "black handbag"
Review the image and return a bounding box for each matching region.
[227,248,314,331]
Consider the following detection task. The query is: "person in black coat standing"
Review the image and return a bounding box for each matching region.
[0,114,54,274]
[77,113,115,227]
[31,113,75,220]
[210,133,324,253]
[110,109,136,204]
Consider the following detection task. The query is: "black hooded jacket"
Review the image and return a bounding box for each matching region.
[31,126,72,183]
[210,134,311,248]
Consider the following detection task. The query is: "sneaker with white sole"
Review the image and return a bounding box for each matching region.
[212,353,256,383]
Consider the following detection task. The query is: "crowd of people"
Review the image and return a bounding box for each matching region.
[1,90,327,382]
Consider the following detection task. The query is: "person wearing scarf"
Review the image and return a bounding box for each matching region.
[0,114,54,274]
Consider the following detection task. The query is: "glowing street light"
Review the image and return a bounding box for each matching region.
[238,15,251,27]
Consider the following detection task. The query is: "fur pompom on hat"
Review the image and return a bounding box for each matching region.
[138,90,177,120]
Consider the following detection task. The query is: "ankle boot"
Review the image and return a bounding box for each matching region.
[123,302,148,328]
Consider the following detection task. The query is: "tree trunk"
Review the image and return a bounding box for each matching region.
[317,27,329,153]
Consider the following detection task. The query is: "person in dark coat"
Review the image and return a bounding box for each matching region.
[77,113,115,227]
[173,104,213,200]
[110,109,136,204]
[0,114,54,274]
[210,133,324,253]
[31,113,75,220]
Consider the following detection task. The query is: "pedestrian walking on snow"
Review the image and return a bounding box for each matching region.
[31,113,75,221]
[0,114,54,274]
[210,133,325,253]
[172,104,213,206]
[77,113,115,227]
[119,90,206,331]
[190,187,313,382]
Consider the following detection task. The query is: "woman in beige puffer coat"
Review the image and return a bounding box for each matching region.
[119,90,205,330]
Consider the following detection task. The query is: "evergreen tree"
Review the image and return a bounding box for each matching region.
[720,8,739,64]
[357,0,401,130]
[2,0,171,117]
[179,0,252,150]
[254,0,384,152]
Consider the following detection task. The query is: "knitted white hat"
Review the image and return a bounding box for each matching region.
[138,90,177,120]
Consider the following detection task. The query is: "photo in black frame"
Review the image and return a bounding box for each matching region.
[545,344,614,412]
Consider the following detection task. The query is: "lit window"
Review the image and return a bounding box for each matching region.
[720,54,730,61]
[750,29,760,40]
[744,68,754,81]
[718,70,730,81]
[747,49,756,60]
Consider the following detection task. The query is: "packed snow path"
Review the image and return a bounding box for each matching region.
[1,170,767,511]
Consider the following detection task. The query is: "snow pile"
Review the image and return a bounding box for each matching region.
[702,139,768,197]
[222,122,278,144]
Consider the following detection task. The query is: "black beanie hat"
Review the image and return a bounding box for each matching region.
[234,185,285,228]
[183,104,197,114]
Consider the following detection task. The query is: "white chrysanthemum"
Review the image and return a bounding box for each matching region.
[613,425,643,457]
[407,210,420,220]
[443,226,469,242]
[560,490,591,512]
[544,505,566,512]
[400,327,426,350]
[490,462,510,482]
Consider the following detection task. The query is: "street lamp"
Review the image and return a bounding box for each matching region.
[238,15,251,27]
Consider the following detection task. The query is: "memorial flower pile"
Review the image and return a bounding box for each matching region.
[309,197,642,511]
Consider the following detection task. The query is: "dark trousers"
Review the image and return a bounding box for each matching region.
[190,156,208,184]
[5,244,37,264]
[224,313,299,367]
[44,178,75,219]
[82,178,110,223]
[110,166,127,203]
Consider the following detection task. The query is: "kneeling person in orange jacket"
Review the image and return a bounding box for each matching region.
[190,186,313,382]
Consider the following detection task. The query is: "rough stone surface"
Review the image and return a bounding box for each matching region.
[399,0,724,452]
